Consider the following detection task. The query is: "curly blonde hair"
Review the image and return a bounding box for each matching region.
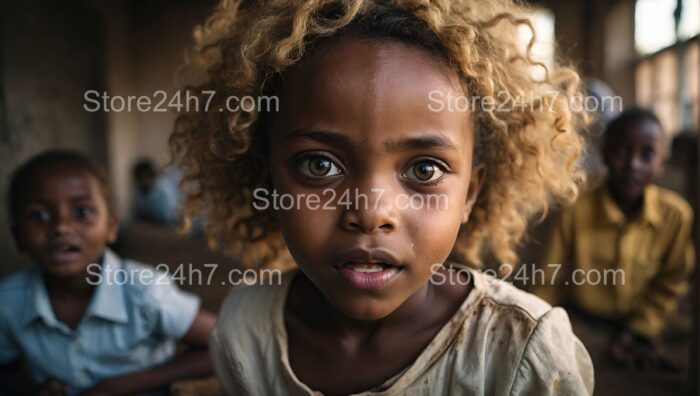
[170,0,587,270]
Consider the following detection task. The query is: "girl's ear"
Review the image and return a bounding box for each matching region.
[461,164,486,224]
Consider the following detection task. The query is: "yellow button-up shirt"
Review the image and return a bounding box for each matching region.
[532,182,694,338]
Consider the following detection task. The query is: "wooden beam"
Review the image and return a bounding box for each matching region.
[0,3,7,142]
[690,39,700,396]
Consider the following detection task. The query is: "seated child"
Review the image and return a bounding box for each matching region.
[171,0,595,394]
[132,159,183,226]
[0,151,216,395]
[534,108,695,370]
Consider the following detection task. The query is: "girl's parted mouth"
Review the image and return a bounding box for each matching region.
[333,247,404,289]
[335,263,402,289]
[342,261,393,273]
[47,242,83,263]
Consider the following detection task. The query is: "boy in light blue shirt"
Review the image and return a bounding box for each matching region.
[132,159,183,226]
[0,151,216,395]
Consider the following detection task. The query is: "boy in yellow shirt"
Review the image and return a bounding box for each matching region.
[533,108,694,370]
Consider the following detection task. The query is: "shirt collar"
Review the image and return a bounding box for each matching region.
[86,248,129,324]
[21,248,129,328]
[22,267,57,328]
[598,182,662,228]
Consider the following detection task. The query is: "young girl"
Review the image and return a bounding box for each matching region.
[171,0,594,394]
[0,151,215,395]
[535,108,694,370]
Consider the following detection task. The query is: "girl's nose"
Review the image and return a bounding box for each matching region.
[48,212,74,238]
[628,152,645,171]
[340,188,399,234]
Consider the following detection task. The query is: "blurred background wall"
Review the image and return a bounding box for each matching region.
[0,0,697,275]
[0,0,216,275]
[0,1,697,394]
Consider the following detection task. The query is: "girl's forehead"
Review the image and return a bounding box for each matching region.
[291,39,461,96]
[25,165,103,201]
[271,39,473,148]
[617,119,664,145]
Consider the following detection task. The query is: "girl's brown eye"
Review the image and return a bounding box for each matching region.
[310,158,332,176]
[27,209,50,223]
[297,153,343,178]
[74,206,95,219]
[403,160,446,183]
[414,162,436,180]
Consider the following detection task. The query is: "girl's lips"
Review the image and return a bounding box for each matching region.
[335,262,401,289]
[48,244,82,263]
[49,250,82,263]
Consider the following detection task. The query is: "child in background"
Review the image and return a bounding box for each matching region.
[132,159,183,226]
[171,0,595,394]
[534,108,694,370]
[0,151,216,395]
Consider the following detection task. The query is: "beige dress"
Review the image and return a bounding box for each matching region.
[210,266,594,395]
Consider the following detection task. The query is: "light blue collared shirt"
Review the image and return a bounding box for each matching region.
[134,168,183,225]
[0,248,200,394]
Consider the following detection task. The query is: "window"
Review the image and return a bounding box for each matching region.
[635,0,699,134]
[518,8,555,81]
[636,0,700,55]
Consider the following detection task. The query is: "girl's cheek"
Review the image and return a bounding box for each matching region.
[280,206,332,238]
[406,195,463,237]
[22,225,46,244]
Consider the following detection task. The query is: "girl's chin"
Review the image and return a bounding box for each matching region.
[42,261,90,279]
[331,297,402,322]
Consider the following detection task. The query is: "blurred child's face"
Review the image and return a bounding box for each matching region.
[268,39,482,320]
[12,163,118,279]
[604,118,665,203]
[136,170,156,194]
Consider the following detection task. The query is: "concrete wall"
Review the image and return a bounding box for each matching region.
[0,0,107,276]
[91,0,214,221]
[131,0,214,166]
[0,0,648,278]
[542,0,636,104]
[0,0,214,277]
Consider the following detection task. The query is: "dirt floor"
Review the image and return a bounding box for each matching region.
[569,306,691,395]
[114,221,693,395]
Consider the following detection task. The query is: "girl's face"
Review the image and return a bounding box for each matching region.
[269,39,483,321]
[13,164,117,279]
[604,119,665,203]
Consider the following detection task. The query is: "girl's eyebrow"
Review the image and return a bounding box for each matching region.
[283,130,459,152]
[71,196,95,203]
[382,134,458,152]
[283,130,350,146]
[23,199,47,207]
[24,195,94,206]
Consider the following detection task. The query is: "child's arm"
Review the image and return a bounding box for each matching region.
[0,317,46,395]
[529,209,575,305]
[80,309,216,396]
[0,358,41,395]
[608,330,681,371]
[607,207,694,371]
[1,359,72,396]
[624,208,694,340]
